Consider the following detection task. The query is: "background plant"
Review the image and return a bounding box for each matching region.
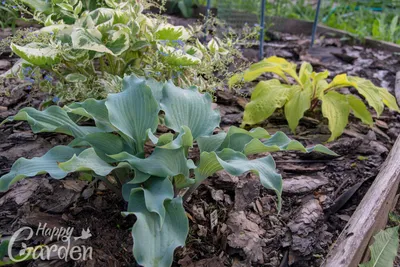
[230,56,400,141]
[0,75,336,266]
[6,0,249,101]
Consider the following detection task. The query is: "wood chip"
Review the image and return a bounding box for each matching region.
[282,175,329,193]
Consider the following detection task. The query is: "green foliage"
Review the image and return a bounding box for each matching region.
[230,56,400,141]
[359,226,399,267]
[6,0,243,101]
[0,75,336,266]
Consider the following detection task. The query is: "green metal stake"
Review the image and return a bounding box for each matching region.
[311,0,322,47]
[259,0,266,60]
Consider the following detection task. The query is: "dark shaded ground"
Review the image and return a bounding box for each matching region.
[0,23,400,267]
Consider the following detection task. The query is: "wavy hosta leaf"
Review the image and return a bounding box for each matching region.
[127,176,174,225]
[347,95,373,126]
[155,24,190,40]
[196,148,283,209]
[11,43,60,67]
[321,91,350,142]
[242,80,290,126]
[1,106,102,138]
[359,226,399,267]
[348,76,384,116]
[284,87,312,133]
[197,127,270,153]
[104,24,130,55]
[158,45,201,66]
[161,82,220,139]
[68,132,129,162]
[58,148,130,176]
[110,146,190,179]
[243,131,338,156]
[129,193,188,267]
[0,146,83,191]
[64,99,114,131]
[19,0,51,12]
[106,75,159,152]
[377,87,400,112]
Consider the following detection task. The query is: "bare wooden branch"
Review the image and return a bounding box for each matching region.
[322,135,400,267]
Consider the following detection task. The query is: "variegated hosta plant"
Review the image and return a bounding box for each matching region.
[0,75,336,266]
[230,56,400,141]
[8,0,237,101]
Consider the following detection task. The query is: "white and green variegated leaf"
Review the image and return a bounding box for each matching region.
[155,24,190,40]
[0,146,83,191]
[71,28,115,54]
[58,148,130,176]
[195,148,283,209]
[128,193,188,267]
[64,99,114,132]
[106,75,159,153]
[104,24,130,55]
[11,43,61,67]
[1,106,102,138]
[160,82,220,139]
[321,91,350,142]
[158,45,201,66]
[359,226,399,267]
[65,73,88,83]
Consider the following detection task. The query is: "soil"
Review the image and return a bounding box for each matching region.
[0,19,400,267]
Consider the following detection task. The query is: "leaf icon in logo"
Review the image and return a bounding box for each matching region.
[74,228,92,241]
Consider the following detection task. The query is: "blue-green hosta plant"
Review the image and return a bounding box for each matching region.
[230,56,400,141]
[7,0,241,101]
[0,75,336,266]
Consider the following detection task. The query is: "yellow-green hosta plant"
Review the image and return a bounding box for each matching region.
[0,75,336,266]
[230,56,400,141]
[7,0,241,101]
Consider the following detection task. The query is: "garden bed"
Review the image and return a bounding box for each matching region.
[1,22,400,267]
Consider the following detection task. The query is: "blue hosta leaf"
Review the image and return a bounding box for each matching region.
[129,192,188,267]
[127,176,174,225]
[110,146,191,179]
[161,82,220,139]
[106,76,159,153]
[58,148,130,176]
[1,106,102,138]
[0,146,83,191]
[11,43,60,67]
[64,99,114,131]
[68,132,130,162]
[195,148,283,209]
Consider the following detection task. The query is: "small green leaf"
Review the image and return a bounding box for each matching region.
[321,91,350,142]
[359,226,399,267]
[65,73,88,83]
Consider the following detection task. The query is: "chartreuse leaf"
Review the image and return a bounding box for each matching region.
[1,106,101,138]
[299,62,313,85]
[106,75,159,153]
[359,226,399,267]
[195,148,283,209]
[377,87,400,112]
[325,73,356,91]
[129,192,188,267]
[347,95,373,126]
[284,86,312,132]
[321,91,350,142]
[160,81,220,139]
[11,43,60,67]
[242,80,290,126]
[348,76,385,116]
[0,146,83,191]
